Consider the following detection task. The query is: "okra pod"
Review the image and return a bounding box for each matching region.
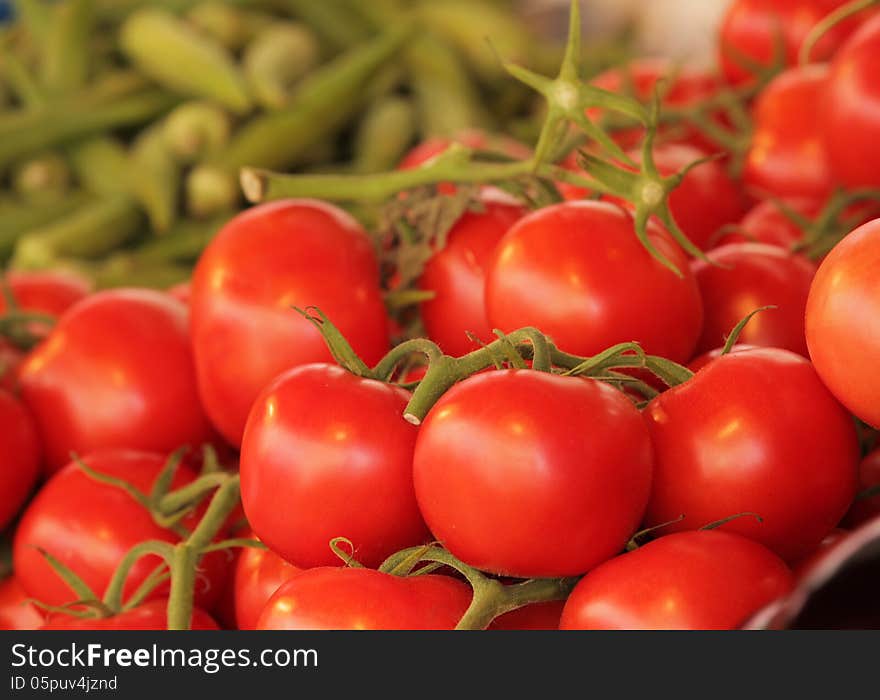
[41,0,95,95]
[187,2,273,51]
[352,96,416,173]
[68,137,131,197]
[12,152,71,198]
[129,126,181,233]
[282,0,371,54]
[243,22,320,110]
[120,8,252,114]
[0,192,89,260]
[161,101,231,164]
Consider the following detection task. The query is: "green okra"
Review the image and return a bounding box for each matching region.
[120,7,252,114]
[129,126,181,234]
[243,22,320,110]
[123,212,231,264]
[281,0,371,54]
[352,95,416,173]
[12,152,72,198]
[0,46,44,107]
[68,137,131,197]
[0,192,90,260]
[13,0,52,45]
[41,0,95,95]
[186,2,274,51]
[161,101,231,163]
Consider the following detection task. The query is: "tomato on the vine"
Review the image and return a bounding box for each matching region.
[691,242,816,357]
[190,200,390,446]
[485,201,703,362]
[18,289,214,473]
[413,369,653,578]
[399,129,531,171]
[39,600,219,630]
[560,530,794,630]
[241,363,429,569]
[644,347,859,562]
[0,390,40,531]
[0,577,43,630]
[806,218,880,428]
[257,567,470,630]
[489,601,565,630]
[234,539,301,630]
[0,270,91,319]
[719,198,818,250]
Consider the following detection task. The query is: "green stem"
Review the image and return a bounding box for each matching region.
[166,544,198,630]
[102,541,174,613]
[156,473,229,517]
[372,337,444,381]
[799,0,878,64]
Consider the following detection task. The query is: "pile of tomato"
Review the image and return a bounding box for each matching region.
[2,0,880,631]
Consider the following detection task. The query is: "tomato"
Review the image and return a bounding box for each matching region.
[13,450,229,609]
[485,201,703,362]
[744,65,833,202]
[399,129,531,170]
[718,0,867,86]
[720,198,818,250]
[234,541,301,630]
[691,242,816,357]
[40,600,218,630]
[0,270,91,319]
[257,567,470,630]
[823,13,880,187]
[843,449,880,527]
[607,143,747,251]
[0,577,43,630]
[489,601,565,630]
[417,191,525,355]
[167,281,191,305]
[793,528,849,577]
[0,340,23,392]
[0,390,40,530]
[241,363,429,569]
[688,344,759,373]
[644,347,859,562]
[18,289,213,474]
[414,370,652,577]
[190,200,390,446]
[805,219,880,428]
[559,531,793,630]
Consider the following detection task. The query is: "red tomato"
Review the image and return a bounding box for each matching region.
[167,281,191,305]
[414,370,653,577]
[418,192,525,355]
[823,13,880,187]
[793,528,849,577]
[399,129,531,170]
[13,450,229,609]
[688,344,759,373]
[190,200,390,446]
[234,541,301,630]
[720,198,818,250]
[843,449,880,527]
[805,219,880,427]
[718,0,867,86]
[643,347,860,562]
[489,601,565,630]
[256,567,470,630]
[18,289,213,474]
[241,363,429,569]
[0,390,40,530]
[0,270,91,318]
[40,600,218,630]
[559,531,794,630]
[485,201,703,362]
[0,577,43,630]
[744,65,833,201]
[692,242,816,357]
[0,340,23,392]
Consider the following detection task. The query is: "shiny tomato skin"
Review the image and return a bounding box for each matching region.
[167,282,191,305]
[844,450,880,527]
[560,531,794,630]
[489,601,565,630]
[485,201,703,362]
[234,541,301,630]
[0,390,40,530]
[720,198,818,250]
[414,370,653,578]
[18,289,213,474]
[792,528,849,578]
[744,65,833,202]
[241,363,429,569]
[190,200,389,446]
[718,0,866,86]
[40,600,219,630]
[13,450,229,609]
[644,348,860,562]
[822,14,880,187]
[0,577,43,630]
[418,193,525,355]
[692,242,816,356]
[256,567,470,630]
[0,270,91,317]
[805,219,880,427]
[688,344,759,373]
[0,341,23,392]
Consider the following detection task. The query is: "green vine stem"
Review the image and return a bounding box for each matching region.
[799,0,879,64]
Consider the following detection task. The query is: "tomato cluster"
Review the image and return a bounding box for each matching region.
[2,0,880,632]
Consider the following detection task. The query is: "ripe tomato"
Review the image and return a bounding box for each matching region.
[18,289,214,474]
[414,370,653,578]
[417,192,525,355]
[489,601,565,630]
[485,201,703,362]
[805,218,880,427]
[718,0,867,85]
[691,242,816,356]
[843,450,880,527]
[822,13,880,187]
[0,577,43,630]
[234,541,301,630]
[744,65,833,201]
[0,390,40,530]
[13,450,229,609]
[0,340,23,392]
[256,567,470,630]
[0,270,91,319]
[719,198,818,250]
[40,600,218,630]
[793,528,849,577]
[644,347,860,562]
[167,281,191,305]
[190,200,390,446]
[688,344,758,373]
[398,129,531,170]
[559,531,793,630]
[241,363,429,569]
